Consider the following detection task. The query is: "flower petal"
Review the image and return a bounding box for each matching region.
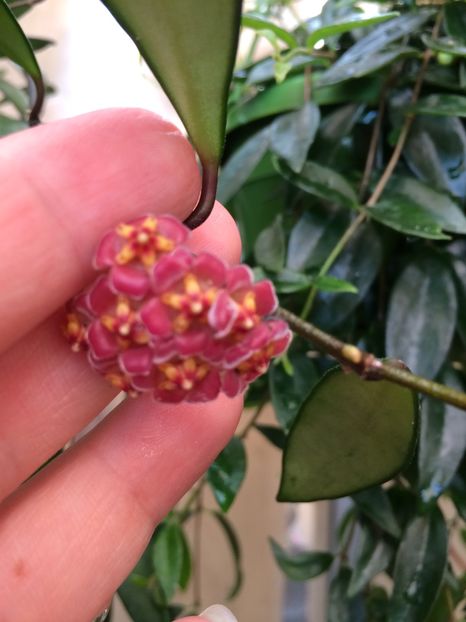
[254,280,278,315]
[87,321,120,360]
[151,247,193,294]
[119,347,153,375]
[157,214,190,245]
[193,253,227,286]
[222,370,244,398]
[175,330,209,356]
[86,275,116,316]
[226,264,254,291]
[187,370,221,402]
[93,230,118,269]
[110,265,150,298]
[208,291,238,337]
[140,298,172,337]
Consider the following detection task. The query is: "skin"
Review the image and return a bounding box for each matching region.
[0,108,243,621]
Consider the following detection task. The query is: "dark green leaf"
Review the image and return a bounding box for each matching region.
[312,223,382,329]
[422,34,466,58]
[312,102,365,166]
[418,370,466,501]
[275,158,358,208]
[278,367,418,502]
[210,510,243,599]
[306,12,399,49]
[328,566,353,622]
[312,274,358,294]
[207,437,246,512]
[445,2,466,45]
[272,269,313,294]
[218,126,270,204]
[403,115,466,198]
[367,586,390,622]
[353,487,401,538]
[348,526,393,597]
[0,113,26,136]
[178,527,191,590]
[100,0,242,166]
[426,586,456,622]
[287,207,350,272]
[0,0,41,80]
[254,424,286,450]
[118,581,169,622]
[451,474,466,521]
[253,214,285,272]
[28,37,54,52]
[386,255,457,379]
[407,94,466,118]
[152,521,184,601]
[388,507,448,622]
[242,13,298,48]
[0,77,27,115]
[452,257,466,346]
[269,343,318,431]
[270,102,320,173]
[246,54,327,85]
[269,538,333,581]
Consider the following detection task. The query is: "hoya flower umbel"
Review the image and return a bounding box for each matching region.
[65,213,291,403]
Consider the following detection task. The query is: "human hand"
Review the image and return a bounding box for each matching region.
[0,109,242,621]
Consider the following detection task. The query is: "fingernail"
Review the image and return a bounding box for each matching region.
[200,604,238,622]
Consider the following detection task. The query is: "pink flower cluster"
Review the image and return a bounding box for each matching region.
[64,214,291,403]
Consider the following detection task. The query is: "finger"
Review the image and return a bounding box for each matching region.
[0,108,200,353]
[0,203,241,501]
[0,393,243,621]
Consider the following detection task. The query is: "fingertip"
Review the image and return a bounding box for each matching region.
[190,201,242,265]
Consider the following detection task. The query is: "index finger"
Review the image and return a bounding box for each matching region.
[0,108,200,352]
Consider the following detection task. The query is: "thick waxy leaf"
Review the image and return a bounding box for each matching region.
[287,207,350,272]
[100,0,241,167]
[270,102,321,173]
[269,538,333,581]
[242,13,298,49]
[152,521,185,600]
[407,94,466,118]
[207,437,246,512]
[403,115,466,198]
[312,274,358,294]
[388,508,448,622]
[422,34,466,58]
[275,159,358,208]
[118,582,169,622]
[386,255,457,379]
[353,487,401,539]
[0,0,41,80]
[269,343,319,432]
[218,126,270,204]
[348,526,393,597]
[210,510,243,599]
[306,12,399,49]
[278,368,418,502]
[254,424,286,450]
[418,370,466,501]
[254,215,285,272]
[312,224,382,329]
[445,1,466,45]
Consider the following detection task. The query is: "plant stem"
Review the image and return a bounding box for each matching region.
[193,486,204,610]
[280,307,466,411]
[239,399,268,439]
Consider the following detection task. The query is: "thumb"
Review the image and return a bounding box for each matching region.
[181,604,238,622]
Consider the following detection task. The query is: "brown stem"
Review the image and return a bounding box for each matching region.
[279,307,466,411]
[184,158,218,229]
[28,75,45,126]
[239,399,268,439]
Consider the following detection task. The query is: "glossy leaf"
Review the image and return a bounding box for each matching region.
[388,508,448,622]
[242,13,298,48]
[100,0,242,167]
[278,368,418,502]
[407,94,466,117]
[275,158,358,208]
[353,487,401,539]
[312,274,358,294]
[0,0,41,79]
[207,437,246,512]
[306,12,399,49]
[422,34,466,58]
[210,510,243,599]
[452,257,466,346]
[269,343,319,432]
[403,115,466,198]
[328,566,353,622]
[270,102,320,173]
[178,527,191,590]
[348,526,393,597]
[269,538,333,581]
[152,521,185,601]
[253,215,285,272]
[118,582,169,622]
[246,55,327,85]
[218,126,270,204]
[386,255,457,379]
[445,1,466,45]
[254,424,286,450]
[418,370,466,501]
[271,269,313,294]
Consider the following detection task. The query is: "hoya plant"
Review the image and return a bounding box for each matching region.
[1,0,466,620]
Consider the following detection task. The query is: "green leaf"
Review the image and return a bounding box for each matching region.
[418,370,466,501]
[0,113,26,136]
[278,367,418,502]
[118,581,169,622]
[306,12,399,49]
[347,526,393,597]
[178,527,191,590]
[253,214,285,272]
[328,566,354,622]
[403,115,466,198]
[388,507,448,622]
[269,538,333,581]
[407,94,466,118]
[207,437,246,512]
[254,424,286,450]
[269,102,320,173]
[242,13,298,49]
[269,342,319,431]
[218,126,270,204]
[210,510,243,599]
[353,487,401,539]
[312,274,358,294]
[271,269,313,294]
[445,1,466,45]
[452,257,466,346]
[422,34,466,58]
[100,0,242,167]
[0,77,28,115]
[246,54,328,85]
[275,158,358,208]
[0,0,41,80]
[152,521,185,601]
[386,255,457,379]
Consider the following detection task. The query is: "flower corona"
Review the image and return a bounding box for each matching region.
[64,214,291,403]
